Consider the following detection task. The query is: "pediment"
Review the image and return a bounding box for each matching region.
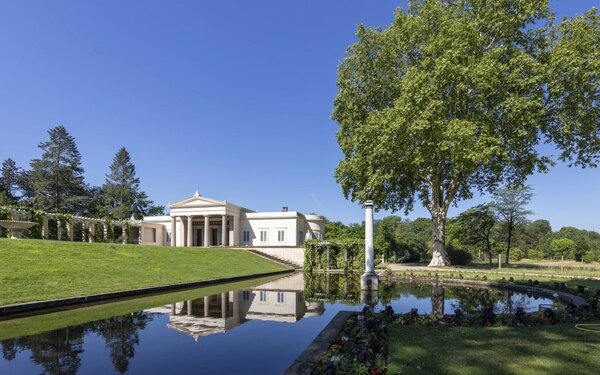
[169,194,224,208]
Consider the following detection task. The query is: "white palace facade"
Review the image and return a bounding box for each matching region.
[140,191,325,248]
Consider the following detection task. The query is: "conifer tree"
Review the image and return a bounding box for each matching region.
[103,147,163,220]
[30,126,87,213]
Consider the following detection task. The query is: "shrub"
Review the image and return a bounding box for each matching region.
[582,251,597,264]
[509,247,525,261]
[528,248,545,260]
[446,246,472,265]
[304,239,365,272]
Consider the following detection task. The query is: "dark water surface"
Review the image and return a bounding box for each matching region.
[0,273,557,374]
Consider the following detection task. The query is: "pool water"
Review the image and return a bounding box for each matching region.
[0,273,557,374]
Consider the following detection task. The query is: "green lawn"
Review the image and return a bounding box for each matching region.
[0,239,287,305]
[388,323,600,375]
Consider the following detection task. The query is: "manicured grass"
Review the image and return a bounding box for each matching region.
[0,275,280,340]
[388,323,600,375]
[0,239,287,305]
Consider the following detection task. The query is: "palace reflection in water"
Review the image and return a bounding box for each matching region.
[146,273,324,341]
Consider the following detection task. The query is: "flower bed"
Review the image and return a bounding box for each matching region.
[313,306,394,375]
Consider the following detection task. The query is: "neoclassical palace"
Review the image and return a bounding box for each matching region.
[141,191,325,248]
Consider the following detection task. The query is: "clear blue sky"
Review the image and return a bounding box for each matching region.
[1,1,598,232]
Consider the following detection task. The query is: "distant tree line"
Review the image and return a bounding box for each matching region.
[0,125,163,220]
[325,186,600,264]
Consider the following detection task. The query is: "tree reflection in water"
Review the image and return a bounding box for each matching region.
[0,312,154,375]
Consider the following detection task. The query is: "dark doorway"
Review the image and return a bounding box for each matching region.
[211,228,218,246]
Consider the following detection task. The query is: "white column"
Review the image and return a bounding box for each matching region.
[138,224,144,245]
[122,224,128,244]
[42,217,49,240]
[221,292,227,318]
[364,200,375,273]
[170,217,176,247]
[204,215,210,247]
[89,223,96,243]
[57,219,63,240]
[67,222,74,241]
[103,223,108,242]
[187,216,193,247]
[221,215,227,246]
[233,215,240,246]
[204,296,210,316]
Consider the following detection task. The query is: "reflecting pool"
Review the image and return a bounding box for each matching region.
[0,273,558,374]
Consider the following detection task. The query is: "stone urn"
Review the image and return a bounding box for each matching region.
[0,220,38,239]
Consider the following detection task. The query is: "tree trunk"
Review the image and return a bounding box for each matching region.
[505,223,512,265]
[428,210,450,267]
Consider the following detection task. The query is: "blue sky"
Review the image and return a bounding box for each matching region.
[0,1,598,232]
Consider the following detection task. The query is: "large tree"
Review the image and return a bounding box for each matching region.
[30,126,88,214]
[0,159,22,205]
[491,186,533,264]
[333,0,599,266]
[455,204,497,264]
[103,147,163,220]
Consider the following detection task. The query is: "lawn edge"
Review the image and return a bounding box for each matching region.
[0,268,294,317]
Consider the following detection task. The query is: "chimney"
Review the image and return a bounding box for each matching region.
[282,206,288,212]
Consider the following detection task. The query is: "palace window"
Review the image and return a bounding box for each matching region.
[260,230,268,243]
[277,292,285,304]
[277,229,285,243]
[242,291,250,301]
[243,230,250,242]
[260,291,267,302]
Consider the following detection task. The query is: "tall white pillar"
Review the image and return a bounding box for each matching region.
[122,224,128,244]
[221,215,227,246]
[42,217,49,240]
[170,217,176,247]
[204,296,210,316]
[103,223,108,242]
[361,200,378,292]
[57,219,63,240]
[221,292,227,318]
[67,222,74,241]
[233,215,240,246]
[204,215,210,247]
[89,223,96,243]
[187,216,193,247]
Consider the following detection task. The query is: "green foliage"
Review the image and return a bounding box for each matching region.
[509,247,525,261]
[324,220,364,239]
[446,246,473,266]
[527,247,545,260]
[375,216,407,262]
[492,186,533,264]
[551,238,576,259]
[332,1,599,266]
[303,239,365,272]
[454,204,497,263]
[303,272,361,304]
[0,159,23,204]
[103,147,164,220]
[29,125,89,214]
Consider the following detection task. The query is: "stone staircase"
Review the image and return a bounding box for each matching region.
[246,249,302,270]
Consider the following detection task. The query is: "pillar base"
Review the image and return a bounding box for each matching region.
[360,272,379,291]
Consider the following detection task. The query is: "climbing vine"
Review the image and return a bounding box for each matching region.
[304,239,365,272]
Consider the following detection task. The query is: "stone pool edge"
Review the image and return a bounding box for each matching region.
[283,310,355,375]
[0,268,295,317]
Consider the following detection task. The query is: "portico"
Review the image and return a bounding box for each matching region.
[168,191,245,247]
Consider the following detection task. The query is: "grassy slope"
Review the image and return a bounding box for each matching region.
[388,323,600,375]
[0,275,280,340]
[0,239,286,305]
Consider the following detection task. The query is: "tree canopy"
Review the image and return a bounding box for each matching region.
[29,125,88,214]
[333,0,599,265]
